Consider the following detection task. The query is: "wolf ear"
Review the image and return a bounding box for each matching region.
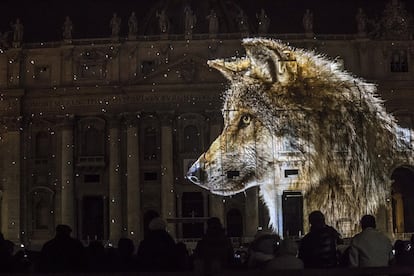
[242,38,297,85]
[207,58,250,80]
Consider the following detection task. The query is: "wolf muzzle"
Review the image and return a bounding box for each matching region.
[186,157,207,185]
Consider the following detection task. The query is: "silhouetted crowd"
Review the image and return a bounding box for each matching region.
[0,213,413,274]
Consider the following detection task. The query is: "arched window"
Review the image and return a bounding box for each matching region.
[35,132,49,158]
[226,208,243,237]
[143,126,158,160]
[183,125,201,153]
[84,126,104,156]
[392,166,414,233]
[35,200,49,229]
[31,189,53,231]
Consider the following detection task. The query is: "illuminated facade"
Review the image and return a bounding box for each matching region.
[0,0,413,248]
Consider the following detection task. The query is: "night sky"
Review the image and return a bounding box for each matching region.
[0,0,413,42]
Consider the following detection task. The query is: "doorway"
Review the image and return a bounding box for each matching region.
[82,196,106,241]
[282,191,303,237]
[392,166,414,233]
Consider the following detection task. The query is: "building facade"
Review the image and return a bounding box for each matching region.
[0,0,413,248]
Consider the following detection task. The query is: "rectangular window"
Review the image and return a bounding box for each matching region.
[391,50,408,73]
[34,65,51,82]
[144,172,158,181]
[141,60,156,75]
[282,191,303,237]
[284,169,299,178]
[84,174,100,183]
[79,63,104,79]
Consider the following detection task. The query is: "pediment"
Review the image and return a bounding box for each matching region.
[140,55,222,84]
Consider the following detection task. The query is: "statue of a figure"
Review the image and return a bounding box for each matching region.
[206,9,219,37]
[355,8,367,35]
[110,13,121,37]
[303,9,314,34]
[128,11,138,37]
[0,31,11,49]
[256,8,270,34]
[237,10,249,33]
[184,5,197,35]
[11,18,23,43]
[156,9,169,34]
[62,16,73,40]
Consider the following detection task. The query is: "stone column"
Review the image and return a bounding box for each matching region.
[207,111,224,221]
[1,117,22,242]
[108,116,122,243]
[60,115,75,229]
[125,113,141,243]
[159,112,176,237]
[107,47,120,82]
[393,193,404,233]
[275,192,284,237]
[245,187,259,239]
[60,47,73,85]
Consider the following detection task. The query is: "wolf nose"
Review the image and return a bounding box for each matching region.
[186,160,206,184]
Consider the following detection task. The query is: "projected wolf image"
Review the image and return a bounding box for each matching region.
[187,38,413,236]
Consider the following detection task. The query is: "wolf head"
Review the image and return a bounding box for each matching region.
[187,38,412,235]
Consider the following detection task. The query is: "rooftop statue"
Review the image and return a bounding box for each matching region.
[237,10,249,34]
[355,8,367,36]
[302,9,314,34]
[184,5,197,35]
[206,9,219,38]
[62,16,73,40]
[156,9,169,34]
[128,12,138,39]
[11,18,23,46]
[256,8,270,35]
[110,13,121,37]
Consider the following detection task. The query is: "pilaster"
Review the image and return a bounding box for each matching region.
[207,111,225,222]
[0,117,22,242]
[159,112,176,237]
[59,115,75,230]
[124,113,141,242]
[108,115,122,243]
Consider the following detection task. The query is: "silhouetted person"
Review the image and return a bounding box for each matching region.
[410,234,414,257]
[247,229,279,269]
[112,238,136,272]
[265,238,304,271]
[0,234,15,272]
[193,217,234,275]
[38,224,85,272]
[176,241,191,271]
[349,214,393,267]
[393,240,414,267]
[85,240,109,272]
[136,217,177,271]
[298,210,342,268]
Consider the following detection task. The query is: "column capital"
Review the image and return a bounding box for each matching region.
[157,111,175,126]
[56,114,75,130]
[0,116,22,131]
[106,114,123,129]
[122,112,141,128]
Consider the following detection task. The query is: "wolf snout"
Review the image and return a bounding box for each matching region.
[186,159,207,185]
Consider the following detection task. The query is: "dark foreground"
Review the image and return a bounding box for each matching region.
[1,267,414,276]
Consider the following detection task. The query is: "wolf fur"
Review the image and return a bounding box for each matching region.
[187,38,413,236]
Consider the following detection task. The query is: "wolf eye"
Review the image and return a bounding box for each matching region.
[240,114,251,126]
